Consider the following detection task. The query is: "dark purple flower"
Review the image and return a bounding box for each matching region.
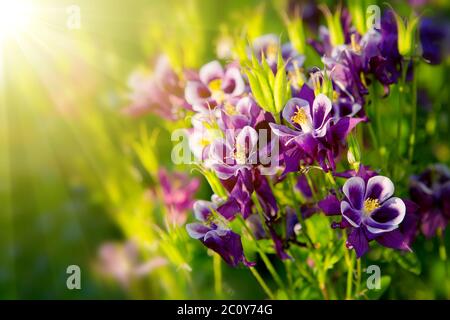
[158,169,200,225]
[186,198,255,267]
[319,175,410,257]
[409,164,450,238]
[185,60,246,113]
[420,17,450,65]
[270,93,332,148]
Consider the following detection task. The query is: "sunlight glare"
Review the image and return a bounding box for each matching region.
[0,0,33,42]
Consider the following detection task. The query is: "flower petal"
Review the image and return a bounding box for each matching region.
[186,223,210,239]
[282,98,312,131]
[193,200,215,221]
[370,197,406,226]
[347,228,370,258]
[312,93,332,132]
[199,60,224,84]
[375,229,411,252]
[365,175,395,204]
[341,200,362,227]
[223,67,245,96]
[318,194,341,216]
[343,177,365,210]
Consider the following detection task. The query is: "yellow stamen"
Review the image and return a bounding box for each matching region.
[351,34,361,54]
[291,106,308,126]
[266,43,278,60]
[364,198,380,214]
[223,102,237,115]
[234,149,246,164]
[208,79,222,92]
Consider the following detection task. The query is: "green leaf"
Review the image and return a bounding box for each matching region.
[393,251,421,275]
[245,70,267,111]
[365,276,391,300]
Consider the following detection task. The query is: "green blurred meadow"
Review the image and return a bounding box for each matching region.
[0,0,449,299]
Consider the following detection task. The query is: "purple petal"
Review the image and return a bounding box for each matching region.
[347,228,370,258]
[193,200,215,221]
[297,84,315,106]
[330,117,365,141]
[236,126,258,157]
[365,176,395,204]
[375,229,411,252]
[421,208,448,238]
[318,194,341,216]
[370,197,406,226]
[341,200,362,227]
[294,133,318,156]
[282,98,312,132]
[185,81,211,106]
[343,177,366,210]
[199,60,224,85]
[312,93,332,133]
[186,223,211,239]
[212,163,241,180]
[209,139,234,164]
[217,198,240,220]
[223,67,245,96]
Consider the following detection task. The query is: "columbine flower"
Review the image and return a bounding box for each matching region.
[96,241,167,289]
[270,93,332,147]
[409,164,450,237]
[319,175,410,257]
[185,60,246,113]
[123,55,189,120]
[209,126,259,180]
[219,96,267,131]
[186,198,254,267]
[158,169,200,225]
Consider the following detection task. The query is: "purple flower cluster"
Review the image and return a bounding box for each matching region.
[124,6,447,267]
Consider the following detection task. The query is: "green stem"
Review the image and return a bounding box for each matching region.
[394,60,409,177]
[213,253,222,297]
[237,216,287,295]
[344,238,355,300]
[437,228,447,261]
[250,267,276,300]
[408,59,418,164]
[356,258,361,298]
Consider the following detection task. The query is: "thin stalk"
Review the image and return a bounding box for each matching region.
[213,253,222,297]
[437,228,447,261]
[408,59,418,164]
[344,235,355,300]
[250,267,276,300]
[394,60,409,177]
[288,174,314,248]
[237,216,287,295]
[356,258,362,298]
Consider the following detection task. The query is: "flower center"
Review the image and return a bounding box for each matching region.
[208,79,222,92]
[208,79,225,103]
[351,34,362,54]
[363,198,380,215]
[266,43,278,61]
[234,149,247,165]
[291,106,308,126]
[223,102,237,115]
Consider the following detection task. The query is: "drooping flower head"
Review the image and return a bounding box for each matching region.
[158,168,200,225]
[186,197,254,267]
[409,164,450,237]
